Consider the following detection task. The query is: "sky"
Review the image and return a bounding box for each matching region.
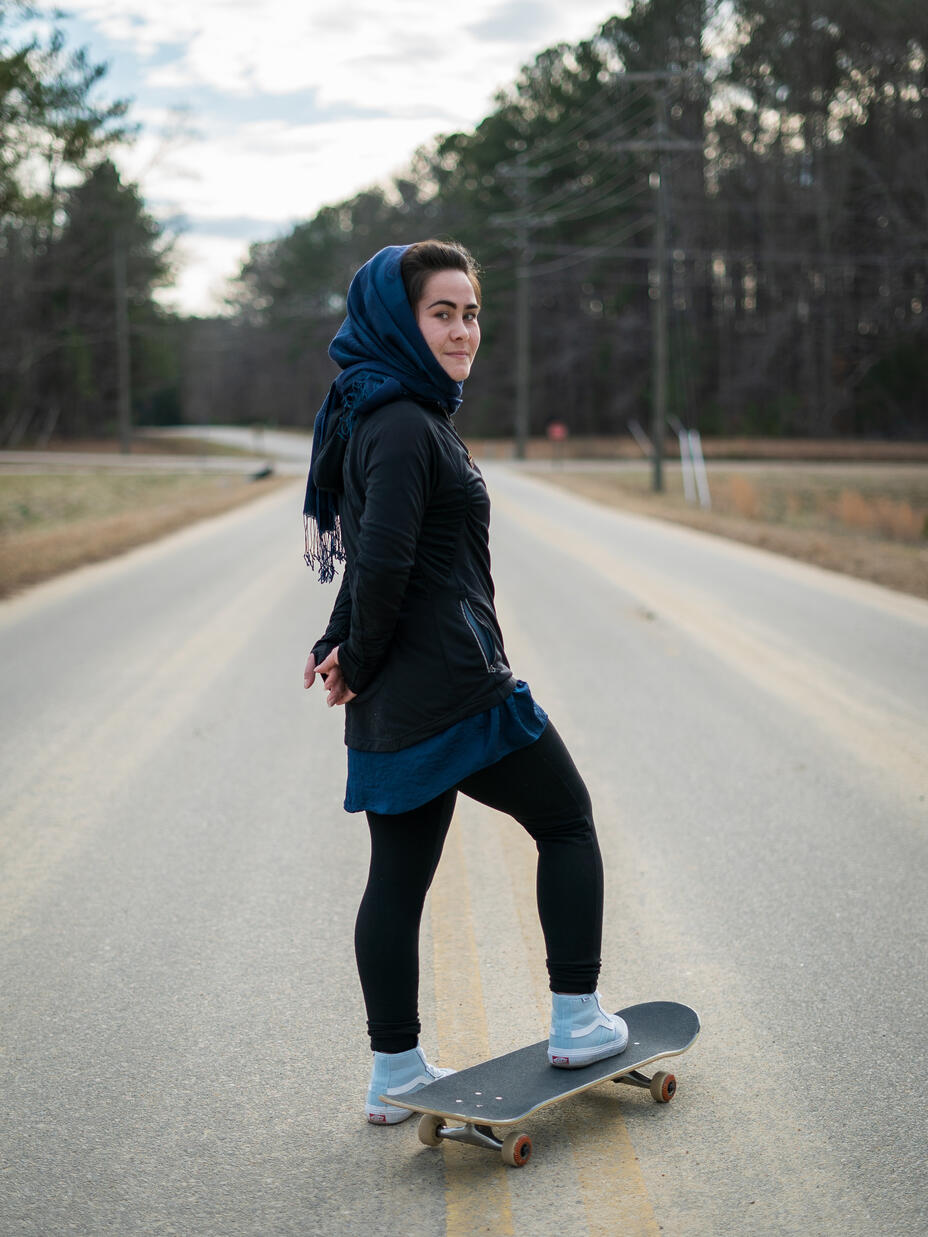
[51,1,629,315]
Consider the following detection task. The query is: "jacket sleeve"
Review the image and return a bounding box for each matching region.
[310,570,352,665]
[336,407,434,694]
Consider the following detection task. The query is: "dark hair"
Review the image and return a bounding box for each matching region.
[400,240,481,310]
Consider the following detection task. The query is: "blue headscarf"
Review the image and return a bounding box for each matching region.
[303,244,464,582]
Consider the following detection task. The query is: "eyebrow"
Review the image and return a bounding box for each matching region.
[426,298,480,310]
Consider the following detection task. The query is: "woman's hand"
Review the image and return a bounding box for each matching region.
[303,652,318,689]
[310,645,357,707]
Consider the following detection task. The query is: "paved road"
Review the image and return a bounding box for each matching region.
[1,468,925,1236]
[0,427,312,476]
[143,424,313,462]
[143,425,312,475]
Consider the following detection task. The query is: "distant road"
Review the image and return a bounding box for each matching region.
[0,426,311,476]
[145,424,312,472]
[0,465,925,1235]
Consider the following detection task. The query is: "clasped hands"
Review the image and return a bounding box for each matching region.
[303,645,357,707]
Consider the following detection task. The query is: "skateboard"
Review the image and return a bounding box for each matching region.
[387,1001,699,1167]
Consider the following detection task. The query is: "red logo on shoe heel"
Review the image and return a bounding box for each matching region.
[552,1055,570,1065]
[368,1113,387,1123]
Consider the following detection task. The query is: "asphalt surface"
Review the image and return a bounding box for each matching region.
[1,464,925,1236]
[0,427,312,477]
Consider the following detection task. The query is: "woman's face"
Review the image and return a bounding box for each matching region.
[415,269,481,382]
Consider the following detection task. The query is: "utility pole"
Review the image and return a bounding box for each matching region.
[600,72,702,492]
[491,160,549,459]
[651,89,669,494]
[514,215,531,461]
[113,230,132,454]
[492,73,701,471]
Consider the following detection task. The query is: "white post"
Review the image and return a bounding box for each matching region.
[689,430,711,509]
[669,414,696,504]
[678,428,696,502]
[628,418,653,459]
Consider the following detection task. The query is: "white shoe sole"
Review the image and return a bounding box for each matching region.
[366,1103,414,1125]
[548,1033,629,1069]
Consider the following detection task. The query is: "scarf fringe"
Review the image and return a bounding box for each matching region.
[303,511,343,583]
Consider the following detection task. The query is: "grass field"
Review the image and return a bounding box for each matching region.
[35,434,259,457]
[0,472,290,598]
[471,436,928,463]
[528,462,928,599]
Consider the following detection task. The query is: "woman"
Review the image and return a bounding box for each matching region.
[303,241,627,1125]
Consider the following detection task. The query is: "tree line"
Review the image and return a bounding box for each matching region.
[0,0,175,446]
[2,0,926,447]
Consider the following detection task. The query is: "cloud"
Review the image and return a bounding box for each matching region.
[129,113,445,226]
[140,84,390,132]
[467,1,558,43]
[156,233,247,315]
[173,215,285,239]
[70,0,614,112]
[63,0,627,311]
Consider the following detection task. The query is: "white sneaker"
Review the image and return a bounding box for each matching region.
[365,1046,455,1125]
[548,992,629,1068]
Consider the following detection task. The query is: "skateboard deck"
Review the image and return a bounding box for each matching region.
[387,1001,699,1167]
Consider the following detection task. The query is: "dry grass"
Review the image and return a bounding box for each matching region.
[34,434,257,457]
[470,436,928,463]
[0,472,290,598]
[527,463,928,600]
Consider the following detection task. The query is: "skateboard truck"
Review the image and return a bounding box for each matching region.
[417,1116,533,1167]
[614,1067,678,1103]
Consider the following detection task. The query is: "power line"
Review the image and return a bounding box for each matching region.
[494,70,703,485]
[492,173,648,231]
[499,80,653,170]
[520,216,656,277]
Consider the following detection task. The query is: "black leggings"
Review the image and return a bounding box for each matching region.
[354,721,604,1053]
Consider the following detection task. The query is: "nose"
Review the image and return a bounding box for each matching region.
[449,317,468,338]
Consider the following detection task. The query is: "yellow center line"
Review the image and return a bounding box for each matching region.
[496,814,660,1237]
[430,822,515,1235]
[492,589,663,1235]
[429,778,660,1235]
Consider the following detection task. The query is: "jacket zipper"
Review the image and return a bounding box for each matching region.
[460,599,493,671]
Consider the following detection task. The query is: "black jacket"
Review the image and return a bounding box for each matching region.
[311,398,515,752]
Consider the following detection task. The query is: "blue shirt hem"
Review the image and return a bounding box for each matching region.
[344,681,547,815]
